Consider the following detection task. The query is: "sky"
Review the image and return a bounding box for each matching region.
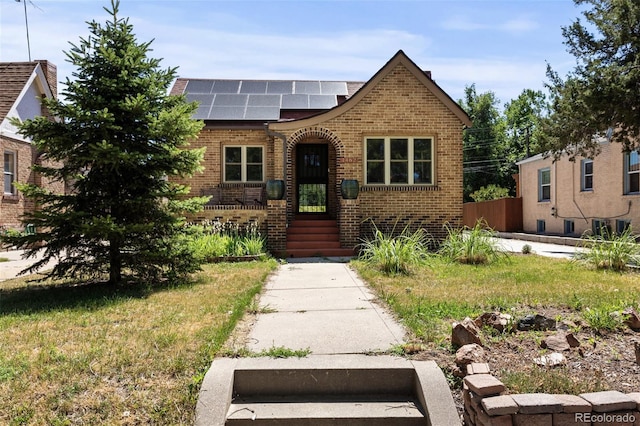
[1,0,584,107]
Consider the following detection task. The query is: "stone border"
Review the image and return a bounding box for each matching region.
[463,363,640,426]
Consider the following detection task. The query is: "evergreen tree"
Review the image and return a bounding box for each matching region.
[541,0,640,159]
[10,0,205,284]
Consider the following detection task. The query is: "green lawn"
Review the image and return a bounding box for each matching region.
[352,254,640,344]
[0,260,278,425]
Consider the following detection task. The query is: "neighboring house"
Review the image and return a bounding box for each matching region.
[0,60,63,229]
[517,141,640,237]
[171,50,471,256]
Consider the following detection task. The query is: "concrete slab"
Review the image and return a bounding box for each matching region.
[246,308,405,354]
[264,263,363,290]
[0,249,57,282]
[260,286,373,311]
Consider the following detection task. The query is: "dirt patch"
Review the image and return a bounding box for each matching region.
[412,308,640,416]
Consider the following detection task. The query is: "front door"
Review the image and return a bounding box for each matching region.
[296,144,328,214]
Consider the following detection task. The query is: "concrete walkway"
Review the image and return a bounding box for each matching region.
[0,248,55,282]
[245,259,407,355]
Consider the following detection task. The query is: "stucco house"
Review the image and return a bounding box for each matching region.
[0,60,63,230]
[171,50,471,257]
[517,141,640,237]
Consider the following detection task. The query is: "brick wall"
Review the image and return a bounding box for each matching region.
[178,59,466,248]
[0,136,64,229]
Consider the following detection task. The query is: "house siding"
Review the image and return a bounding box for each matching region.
[519,142,640,236]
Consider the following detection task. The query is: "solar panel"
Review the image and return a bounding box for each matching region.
[244,107,281,120]
[309,94,338,109]
[294,81,320,94]
[212,80,241,93]
[267,81,293,94]
[213,94,248,106]
[209,106,246,120]
[185,80,214,93]
[247,94,282,107]
[186,94,215,106]
[240,81,267,94]
[320,81,348,95]
[193,106,212,119]
[282,94,309,109]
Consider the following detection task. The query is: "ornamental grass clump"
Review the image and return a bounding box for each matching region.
[576,227,640,271]
[359,224,431,275]
[188,219,266,261]
[439,220,506,265]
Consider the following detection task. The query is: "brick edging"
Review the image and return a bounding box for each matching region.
[463,363,640,426]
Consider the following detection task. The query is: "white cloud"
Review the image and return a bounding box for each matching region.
[442,15,538,34]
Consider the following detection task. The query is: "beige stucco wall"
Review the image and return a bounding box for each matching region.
[519,142,640,236]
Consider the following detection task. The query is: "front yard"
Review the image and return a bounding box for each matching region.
[353,254,640,397]
[1,246,639,424]
[0,260,278,425]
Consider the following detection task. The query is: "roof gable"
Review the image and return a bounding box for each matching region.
[0,62,55,142]
[270,50,472,130]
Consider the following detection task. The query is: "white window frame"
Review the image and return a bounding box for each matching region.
[538,167,551,202]
[581,159,593,191]
[223,145,264,183]
[3,150,16,195]
[363,136,434,185]
[624,150,640,194]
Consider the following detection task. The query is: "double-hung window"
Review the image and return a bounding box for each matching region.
[624,150,639,194]
[224,146,264,183]
[581,159,593,191]
[364,137,433,185]
[538,167,550,201]
[3,151,16,195]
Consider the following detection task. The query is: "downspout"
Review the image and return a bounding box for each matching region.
[264,124,287,181]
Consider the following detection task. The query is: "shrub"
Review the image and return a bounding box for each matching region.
[439,219,506,265]
[470,185,510,202]
[521,244,532,254]
[186,219,266,261]
[359,224,431,275]
[576,227,640,271]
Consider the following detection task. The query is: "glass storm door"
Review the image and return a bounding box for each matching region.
[296,144,328,213]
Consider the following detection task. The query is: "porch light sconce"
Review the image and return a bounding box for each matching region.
[341,179,359,200]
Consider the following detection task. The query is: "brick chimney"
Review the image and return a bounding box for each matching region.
[35,60,57,98]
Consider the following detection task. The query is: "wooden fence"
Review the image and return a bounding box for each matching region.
[463,197,523,232]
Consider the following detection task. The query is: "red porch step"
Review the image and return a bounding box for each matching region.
[285,217,356,258]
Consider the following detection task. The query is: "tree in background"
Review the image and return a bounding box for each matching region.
[10,0,205,284]
[541,0,640,159]
[498,88,548,180]
[459,84,505,201]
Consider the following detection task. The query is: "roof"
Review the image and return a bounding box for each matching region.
[270,50,472,131]
[0,62,38,122]
[172,77,365,121]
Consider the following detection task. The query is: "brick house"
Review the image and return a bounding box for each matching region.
[171,50,471,256]
[0,61,63,229]
[517,141,640,237]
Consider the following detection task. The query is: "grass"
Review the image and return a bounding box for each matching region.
[353,254,640,343]
[501,367,607,394]
[353,253,640,393]
[576,227,640,271]
[359,224,431,275]
[0,259,278,425]
[439,220,506,265]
